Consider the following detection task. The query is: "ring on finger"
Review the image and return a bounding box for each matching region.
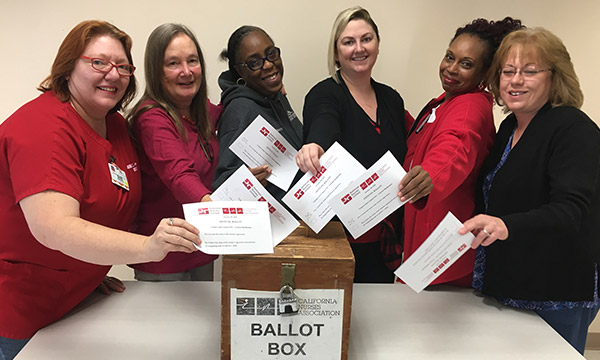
[482,229,491,237]
[169,218,174,226]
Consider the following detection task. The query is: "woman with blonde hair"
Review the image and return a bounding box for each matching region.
[297,7,431,283]
[461,28,600,354]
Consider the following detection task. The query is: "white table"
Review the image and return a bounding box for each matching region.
[16,282,583,359]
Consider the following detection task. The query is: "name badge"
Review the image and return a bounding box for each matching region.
[109,162,129,191]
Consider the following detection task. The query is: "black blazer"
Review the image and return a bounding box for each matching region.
[481,103,600,301]
[302,75,407,169]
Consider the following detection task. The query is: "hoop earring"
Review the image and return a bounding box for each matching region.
[236,77,246,86]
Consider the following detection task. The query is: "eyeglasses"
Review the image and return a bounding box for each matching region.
[500,67,552,79]
[80,56,136,77]
[236,47,281,71]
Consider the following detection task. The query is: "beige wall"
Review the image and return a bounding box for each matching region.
[1,0,599,124]
[2,0,600,330]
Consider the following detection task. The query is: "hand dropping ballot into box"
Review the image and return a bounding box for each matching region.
[229,115,298,191]
[211,165,299,246]
[182,201,273,255]
[282,142,365,233]
[395,212,475,293]
[329,151,409,239]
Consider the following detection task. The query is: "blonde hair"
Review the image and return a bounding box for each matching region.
[328,6,379,83]
[488,27,583,111]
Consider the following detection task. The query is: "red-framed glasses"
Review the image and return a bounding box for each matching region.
[80,56,136,77]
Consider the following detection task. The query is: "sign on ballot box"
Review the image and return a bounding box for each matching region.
[221,222,354,360]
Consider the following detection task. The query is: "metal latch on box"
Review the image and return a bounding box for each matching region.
[279,263,298,316]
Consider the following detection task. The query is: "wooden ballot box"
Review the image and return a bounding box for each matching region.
[221,221,355,360]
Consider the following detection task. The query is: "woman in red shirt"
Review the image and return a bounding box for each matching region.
[0,20,201,359]
[127,23,220,281]
[402,18,523,286]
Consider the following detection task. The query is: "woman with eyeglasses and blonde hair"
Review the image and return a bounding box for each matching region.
[0,20,201,359]
[460,28,600,354]
[127,23,220,281]
[296,6,431,283]
[212,25,302,203]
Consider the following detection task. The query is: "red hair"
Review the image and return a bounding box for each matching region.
[38,20,136,113]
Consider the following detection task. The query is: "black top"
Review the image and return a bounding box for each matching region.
[212,70,303,202]
[481,103,600,301]
[303,75,407,169]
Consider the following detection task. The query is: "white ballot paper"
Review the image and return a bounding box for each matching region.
[282,142,365,233]
[229,115,299,191]
[212,165,299,246]
[395,211,475,293]
[329,151,408,239]
[182,201,273,255]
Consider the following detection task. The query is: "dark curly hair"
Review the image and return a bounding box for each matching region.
[452,17,525,73]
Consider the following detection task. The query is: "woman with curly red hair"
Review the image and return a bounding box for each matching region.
[402,17,523,286]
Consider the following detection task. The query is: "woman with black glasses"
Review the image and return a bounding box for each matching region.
[212,25,303,203]
[127,23,220,281]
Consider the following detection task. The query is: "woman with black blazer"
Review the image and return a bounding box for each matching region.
[460,28,600,354]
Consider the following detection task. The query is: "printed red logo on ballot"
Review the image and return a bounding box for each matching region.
[223,208,230,214]
[457,244,467,252]
[260,127,270,136]
[237,208,244,214]
[243,178,253,189]
[294,189,304,199]
[341,194,352,204]
[371,173,379,181]
[197,208,209,215]
[274,140,286,153]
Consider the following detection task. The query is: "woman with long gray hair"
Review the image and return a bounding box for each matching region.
[128,23,221,281]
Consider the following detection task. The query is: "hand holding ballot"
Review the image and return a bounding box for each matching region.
[458,214,509,248]
[397,165,433,204]
[296,143,325,175]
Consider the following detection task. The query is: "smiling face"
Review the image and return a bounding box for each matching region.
[68,35,130,122]
[335,19,379,77]
[161,33,202,112]
[500,45,552,122]
[439,34,486,99]
[237,30,283,98]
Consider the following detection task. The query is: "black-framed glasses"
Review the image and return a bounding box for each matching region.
[80,56,136,77]
[500,67,552,79]
[236,47,281,71]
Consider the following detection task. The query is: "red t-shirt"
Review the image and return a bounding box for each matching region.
[0,91,141,338]
[128,101,221,273]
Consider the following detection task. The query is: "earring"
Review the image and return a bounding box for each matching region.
[236,77,246,86]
